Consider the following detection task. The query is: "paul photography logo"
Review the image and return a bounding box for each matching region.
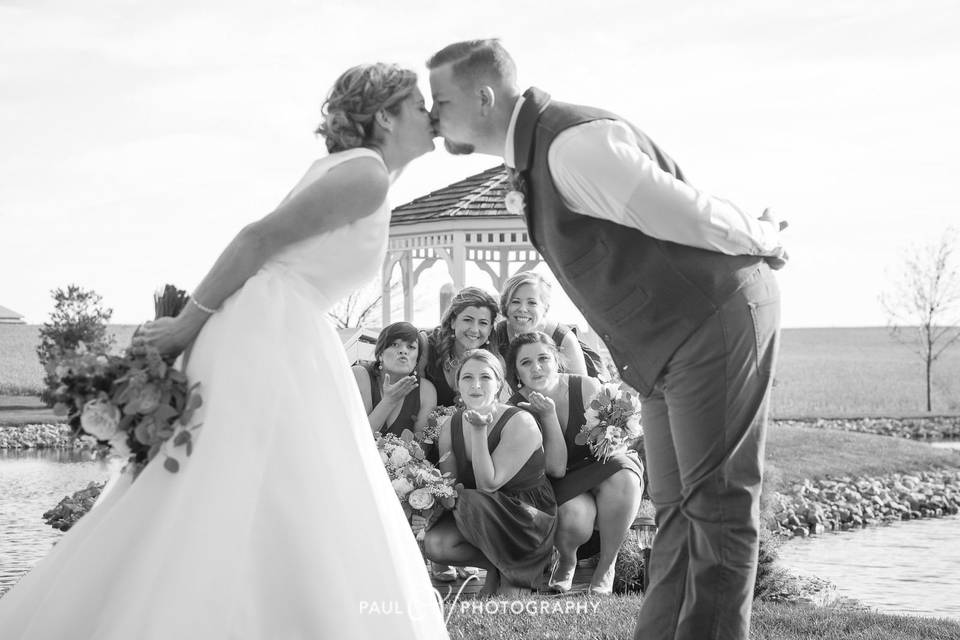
[359,576,603,625]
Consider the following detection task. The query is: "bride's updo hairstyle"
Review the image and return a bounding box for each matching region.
[316,63,419,153]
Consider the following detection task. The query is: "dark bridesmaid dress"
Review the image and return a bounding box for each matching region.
[360,362,420,437]
[450,407,557,588]
[509,374,643,504]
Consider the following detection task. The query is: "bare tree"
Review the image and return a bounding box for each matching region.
[880,227,960,411]
[328,281,400,329]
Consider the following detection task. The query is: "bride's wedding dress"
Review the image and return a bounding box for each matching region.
[0,148,449,639]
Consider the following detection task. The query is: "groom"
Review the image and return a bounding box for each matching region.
[427,39,784,640]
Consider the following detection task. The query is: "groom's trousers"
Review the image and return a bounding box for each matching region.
[633,264,780,640]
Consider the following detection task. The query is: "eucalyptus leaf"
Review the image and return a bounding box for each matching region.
[163,457,180,473]
[173,430,191,446]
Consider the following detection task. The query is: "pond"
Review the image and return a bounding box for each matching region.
[776,515,960,620]
[3,449,959,621]
[0,449,112,597]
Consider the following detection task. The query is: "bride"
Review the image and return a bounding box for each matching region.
[0,63,449,639]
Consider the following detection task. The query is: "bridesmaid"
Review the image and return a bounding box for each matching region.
[507,332,643,594]
[352,322,436,439]
[492,271,589,378]
[420,286,501,407]
[417,349,557,596]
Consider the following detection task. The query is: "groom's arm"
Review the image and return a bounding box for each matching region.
[547,119,785,257]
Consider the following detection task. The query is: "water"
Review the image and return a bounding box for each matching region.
[3,451,959,620]
[776,515,960,620]
[0,449,112,597]
[931,440,960,451]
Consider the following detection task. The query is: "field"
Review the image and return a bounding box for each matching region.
[772,327,960,418]
[0,324,138,395]
[1,325,958,417]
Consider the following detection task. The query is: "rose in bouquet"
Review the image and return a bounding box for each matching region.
[376,430,457,540]
[574,383,643,463]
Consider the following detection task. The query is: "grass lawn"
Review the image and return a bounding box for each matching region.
[443,595,960,639]
[0,395,59,426]
[765,422,960,488]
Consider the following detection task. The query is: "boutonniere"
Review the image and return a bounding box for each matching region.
[504,166,528,215]
[504,190,526,215]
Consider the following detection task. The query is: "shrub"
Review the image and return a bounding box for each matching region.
[36,285,114,405]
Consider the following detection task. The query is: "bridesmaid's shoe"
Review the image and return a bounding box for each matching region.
[547,556,576,593]
[588,564,616,595]
[431,562,457,582]
[587,584,613,595]
[455,566,479,579]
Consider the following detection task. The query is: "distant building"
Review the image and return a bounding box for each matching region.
[0,305,25,324]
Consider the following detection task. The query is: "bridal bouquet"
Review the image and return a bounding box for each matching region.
[49,341,201,475]
[574,383,643,463]
[48,285,201,476]
[376,430,457,540]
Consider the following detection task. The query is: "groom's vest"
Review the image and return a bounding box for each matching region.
[513,87,766,395]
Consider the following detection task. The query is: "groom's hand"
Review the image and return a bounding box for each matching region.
[759,207,788,231]
[759,207,789,270]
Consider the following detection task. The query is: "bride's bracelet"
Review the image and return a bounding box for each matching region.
[189,295,218,314]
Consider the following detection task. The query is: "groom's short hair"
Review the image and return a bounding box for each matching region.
[426,39,516,88]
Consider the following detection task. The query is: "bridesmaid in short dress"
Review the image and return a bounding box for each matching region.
[507,332,643,594]
[417,349,557,596]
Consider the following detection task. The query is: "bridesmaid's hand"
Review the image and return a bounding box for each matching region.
[518,391,556,417]
[411,514,428,537]
[463,409,494,429]
[382,373,418,404]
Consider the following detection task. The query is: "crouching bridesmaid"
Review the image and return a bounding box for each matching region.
[416,349,557,596]
[507,332,644,594]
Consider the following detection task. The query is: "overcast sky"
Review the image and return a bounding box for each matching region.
[2,0,958,328]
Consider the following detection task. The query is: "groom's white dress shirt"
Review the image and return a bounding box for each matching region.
[504,94,782,257]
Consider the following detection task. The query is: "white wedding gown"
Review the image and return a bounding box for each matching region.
[0,148,449,640]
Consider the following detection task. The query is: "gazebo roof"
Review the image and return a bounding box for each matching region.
[390,165,513,225]
[0,304,24,319]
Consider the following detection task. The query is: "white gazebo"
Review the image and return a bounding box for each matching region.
[382,165,542,325]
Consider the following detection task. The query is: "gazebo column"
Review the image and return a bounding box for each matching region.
[381,252,402,327]
[401,253,415,322]
[451,232,466,290]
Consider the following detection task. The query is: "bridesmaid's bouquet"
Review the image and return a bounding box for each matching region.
[575,383,643,463]
[375,430,457,540]
[48,285,201,476]
[419,405,457,446]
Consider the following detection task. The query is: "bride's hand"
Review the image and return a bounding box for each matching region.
[133,317,198,358]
